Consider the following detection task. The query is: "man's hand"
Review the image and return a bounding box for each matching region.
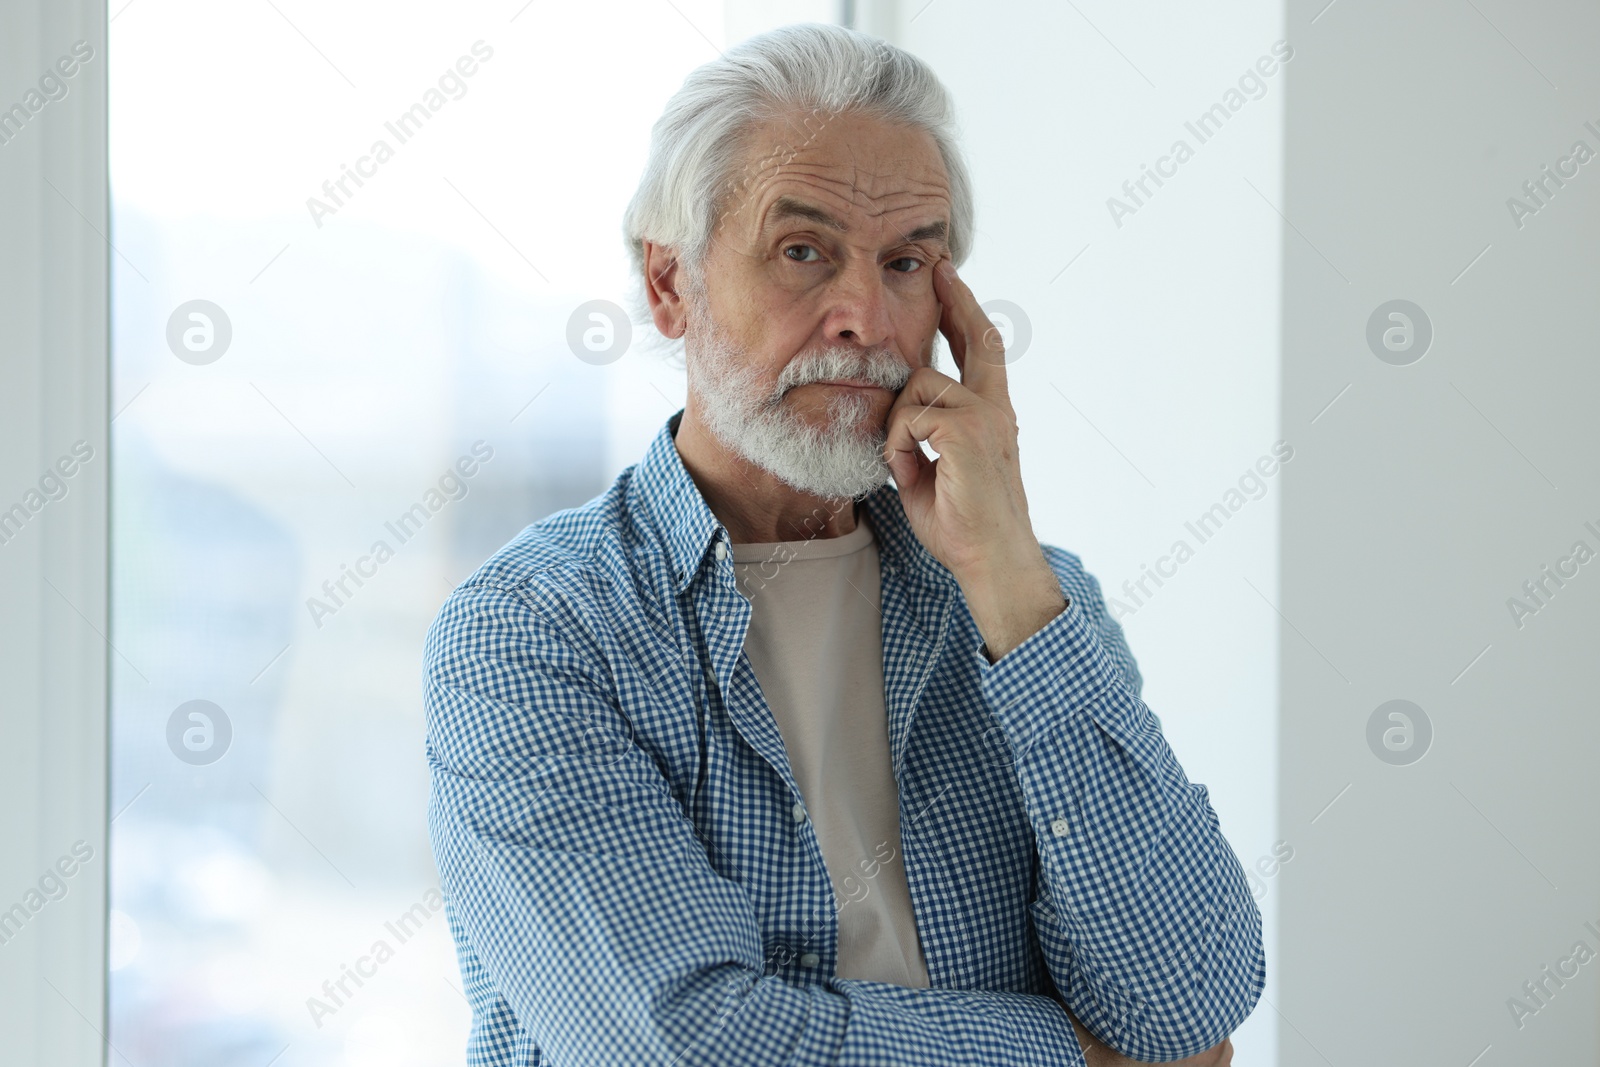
[1067,1008,1234,1067]
[884,256,1064,661]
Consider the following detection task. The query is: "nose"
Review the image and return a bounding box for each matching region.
[825,259,895,351]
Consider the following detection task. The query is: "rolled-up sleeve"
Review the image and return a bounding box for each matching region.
[972,554,1265,1061]
[425,577,1094,1066]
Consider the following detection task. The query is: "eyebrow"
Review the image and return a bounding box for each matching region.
[764,195,949,248]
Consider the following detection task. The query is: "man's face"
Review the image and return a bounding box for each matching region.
[682,109,952,498]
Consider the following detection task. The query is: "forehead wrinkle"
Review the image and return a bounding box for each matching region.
[731,111,951,244]
[840,142,948,249]
[753,171,949,253]
[723,112,953,255]
[769,147,948,204]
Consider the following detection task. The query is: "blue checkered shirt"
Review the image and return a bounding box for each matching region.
[424,411,1264,1065]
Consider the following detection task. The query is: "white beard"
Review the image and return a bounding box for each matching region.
[684,289,923,500]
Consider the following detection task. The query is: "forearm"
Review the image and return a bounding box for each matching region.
[825,979,1086,1066]
[1066,1007,1233,1067]
[433,771,1091,1067]
[1037,946,1235,1066]
[978,596,1264,1059]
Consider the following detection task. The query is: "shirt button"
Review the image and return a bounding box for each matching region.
[715,541,728,560]
[1050,817,1070,838]
[792,802,807,823]
[799,952,820,968]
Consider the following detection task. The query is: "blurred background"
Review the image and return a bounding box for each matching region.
[2,0,1596,1064]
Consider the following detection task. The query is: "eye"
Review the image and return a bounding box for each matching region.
[888,256,923,273]
[783,244,822,263]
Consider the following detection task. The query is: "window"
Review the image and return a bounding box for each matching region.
[105,1,756,1060]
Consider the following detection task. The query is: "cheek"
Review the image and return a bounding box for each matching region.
[894,285,941,356]
[736,281,809,340]
[733,295,818,371]
[753,330,815,390]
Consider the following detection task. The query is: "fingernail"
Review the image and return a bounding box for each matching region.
[938,260,955,278]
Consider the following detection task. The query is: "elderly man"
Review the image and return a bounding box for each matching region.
[425,22,1262,1066]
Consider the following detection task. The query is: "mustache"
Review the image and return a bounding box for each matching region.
[771,347,912,399]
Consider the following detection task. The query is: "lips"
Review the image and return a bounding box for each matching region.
[811,379,889,389]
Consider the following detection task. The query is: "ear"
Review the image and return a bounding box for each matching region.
[643,240,690,340]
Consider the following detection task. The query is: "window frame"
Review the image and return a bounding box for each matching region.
[0,0,110,1062]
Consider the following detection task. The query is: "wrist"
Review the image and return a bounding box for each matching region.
[960,553,1065,663]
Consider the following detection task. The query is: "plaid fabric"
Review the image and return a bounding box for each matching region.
[424,410,1264,1065]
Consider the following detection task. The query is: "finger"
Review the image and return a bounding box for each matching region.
[894,365,977,410]
[883,429,933,493]
[930,259,971,375]
[932,258,1009,400]
[883,401,959,469]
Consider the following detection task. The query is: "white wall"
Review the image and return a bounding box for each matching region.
[1279,0,1600,1062]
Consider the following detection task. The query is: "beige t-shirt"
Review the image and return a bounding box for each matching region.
[730,506,931,988]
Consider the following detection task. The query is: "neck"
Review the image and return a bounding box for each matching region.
[673,404,862,544]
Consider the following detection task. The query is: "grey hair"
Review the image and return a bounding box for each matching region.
[621,22,975,362]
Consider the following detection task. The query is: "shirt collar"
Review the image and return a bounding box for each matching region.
[631,409,957,596]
